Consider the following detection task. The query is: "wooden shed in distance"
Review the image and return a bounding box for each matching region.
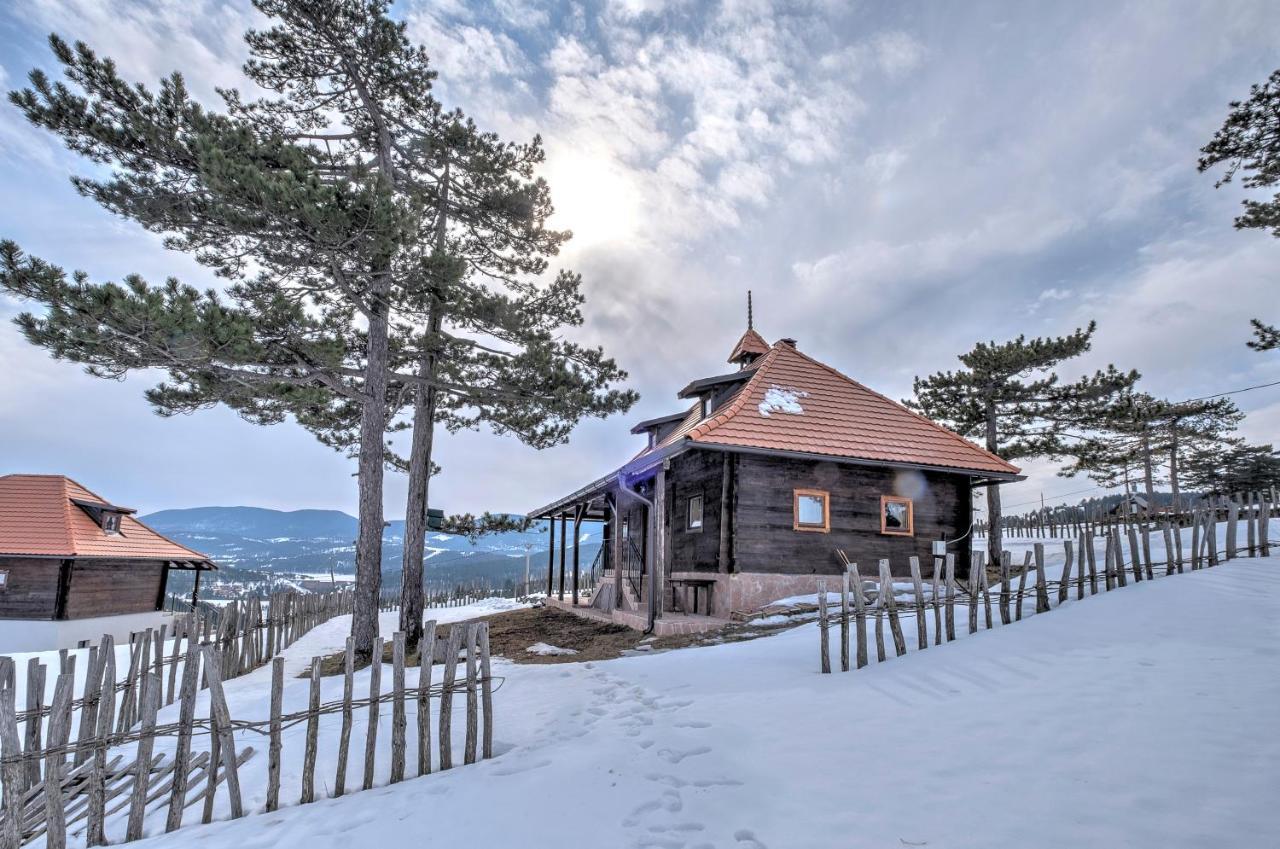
[0,474,215,651]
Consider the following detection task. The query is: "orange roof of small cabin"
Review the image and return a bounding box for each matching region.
[0,474,213,562]
[639,339,1020,478]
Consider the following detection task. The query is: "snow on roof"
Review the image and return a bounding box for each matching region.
[757,386,808,417]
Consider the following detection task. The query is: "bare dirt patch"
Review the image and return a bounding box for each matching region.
[310,604,808,675]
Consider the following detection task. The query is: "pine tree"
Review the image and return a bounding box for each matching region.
[1181,441,1280,497]
[1158,397,1243,512]
[3,0,636,660]
[1199,69,1280,352]
[908,322,1138,564]
[1064,392,1242,517]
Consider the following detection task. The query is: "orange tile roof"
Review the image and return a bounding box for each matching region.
[727,329,770,363]
[0,475,213,562]
[642,340,1020,477]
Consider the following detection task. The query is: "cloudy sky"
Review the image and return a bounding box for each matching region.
[1,0,1277,520]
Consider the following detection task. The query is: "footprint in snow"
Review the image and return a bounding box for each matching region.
[657,746,711,764]
[734,829,768,849]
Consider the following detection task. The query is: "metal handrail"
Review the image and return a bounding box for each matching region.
[623,537,645,600]
[587,545,605,586]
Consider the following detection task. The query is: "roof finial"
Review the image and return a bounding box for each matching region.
[747,290,753,331]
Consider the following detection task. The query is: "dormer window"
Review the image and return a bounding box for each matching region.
[71,497,134,535]
[102,511,122,535]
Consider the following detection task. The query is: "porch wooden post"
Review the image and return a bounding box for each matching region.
[191,569,202,608]
[572,505,585,605]
[558,514,567,601]
[545,516,555,597]
[652,464,668,622]
[611,493,623,606]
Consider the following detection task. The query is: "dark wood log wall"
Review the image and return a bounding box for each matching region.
[63,560,168,619]
[0,558,61,619]
[667,451,726,572]
[728,452,973,578]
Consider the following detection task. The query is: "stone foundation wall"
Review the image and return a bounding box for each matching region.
[667,571,847,620]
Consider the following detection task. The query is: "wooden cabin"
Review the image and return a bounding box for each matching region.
[528,319,1022,634]
[0,474,215,651]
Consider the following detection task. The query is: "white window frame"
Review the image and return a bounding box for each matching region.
[687,494,704,531]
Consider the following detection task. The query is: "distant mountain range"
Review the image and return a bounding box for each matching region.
[141,506,603,595]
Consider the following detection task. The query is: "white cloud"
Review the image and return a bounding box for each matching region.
[2,0,1279,518]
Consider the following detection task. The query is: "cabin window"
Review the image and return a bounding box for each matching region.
[793,489,829,532]
[622,518,630,540]
[687,495,704,531]
[102,512,122,535]
[0,570,7,591]
[880,496,914,536]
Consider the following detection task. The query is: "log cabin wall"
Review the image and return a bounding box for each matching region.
[667,450,726,572]
[729,452,973,578]
[63,560,167,619]
[0,558,61,619]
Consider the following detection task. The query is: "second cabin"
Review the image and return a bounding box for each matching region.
[529,311,1023,635]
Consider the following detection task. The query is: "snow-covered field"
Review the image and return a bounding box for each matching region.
[93,552,1280,849]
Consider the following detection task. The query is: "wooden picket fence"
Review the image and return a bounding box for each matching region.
[817,502,1273,673]
[979,488,1276,540]
[0,618,494,849]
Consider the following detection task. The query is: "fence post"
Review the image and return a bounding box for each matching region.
[126,673,161,841]
[1033,543,1050,614]
[439,626,463,771]
[817,581,830,673]
[850,562,868,668]
[943,554,956,642]
[87,637,116,848]
[43,671,75,849]
[1058,540,1073,605]
[362,636,383,791]
[201,644,243,819]
[840,571,852,669]
[301,657,320,804]
[908,556,926,650]
[334,637,354,797]
[23,658,46,790]
[166,639,201,833]
[418,620,437,776]
[391,632,407,783]
[930,557,943,646]
[463,624,479,764]
[0,671,23,849]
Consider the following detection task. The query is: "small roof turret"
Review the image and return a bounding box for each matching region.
[728,291,770,366]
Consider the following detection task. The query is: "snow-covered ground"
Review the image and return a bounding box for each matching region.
[95,553,1279,849]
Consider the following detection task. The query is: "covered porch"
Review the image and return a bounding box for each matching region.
[528,464,728,636]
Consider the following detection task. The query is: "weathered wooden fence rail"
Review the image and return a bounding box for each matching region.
[0,620,494,849]
[819,503,1273,673]
[1,589,354,812]
[977,488,1276,543]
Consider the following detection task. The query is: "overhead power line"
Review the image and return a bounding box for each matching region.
[1181,378,1280,403]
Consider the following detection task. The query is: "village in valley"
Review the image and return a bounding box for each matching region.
[0,2,1278,848]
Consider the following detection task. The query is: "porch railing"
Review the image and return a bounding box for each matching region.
[622,537,645,601]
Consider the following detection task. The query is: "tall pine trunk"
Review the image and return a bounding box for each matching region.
[399,348,438,647]
[399,155,449,647]
[352,101,396,664]
[984,401,1003,570]
[353,293,390,663]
